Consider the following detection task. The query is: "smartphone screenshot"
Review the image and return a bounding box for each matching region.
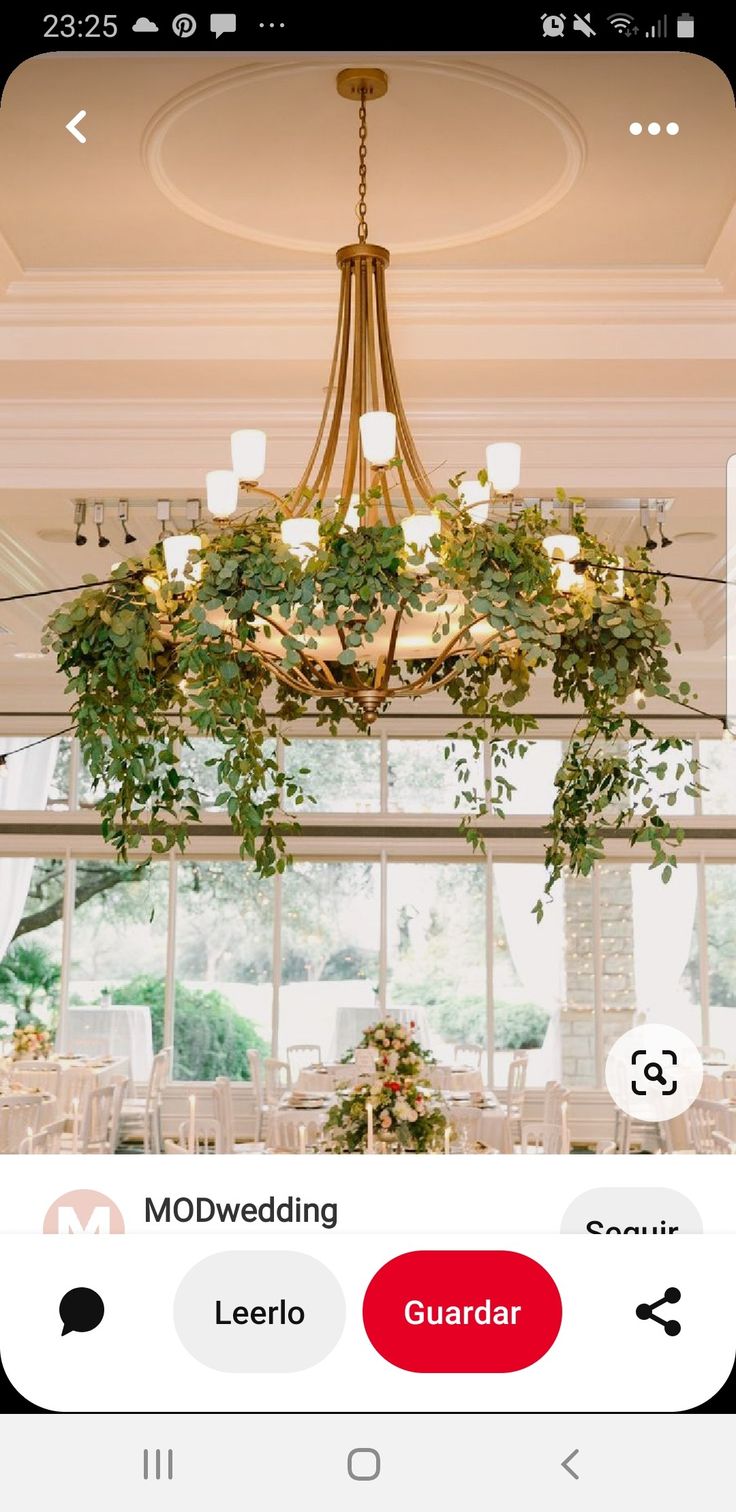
[0,4,735,1498]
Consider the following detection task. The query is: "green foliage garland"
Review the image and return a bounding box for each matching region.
[43,485,702,905]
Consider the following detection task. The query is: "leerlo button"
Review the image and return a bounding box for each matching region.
[363,1250,562,1372]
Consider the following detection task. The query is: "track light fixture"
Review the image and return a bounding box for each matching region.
[73,499,87,547]
[641,503,658,552]
[118,499,136,545]
[92,501,110,548]
[156,499,173,538]
[656,501,672,549]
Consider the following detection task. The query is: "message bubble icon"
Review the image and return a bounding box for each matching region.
[210,12,236,36]
[59,1287,105,1337]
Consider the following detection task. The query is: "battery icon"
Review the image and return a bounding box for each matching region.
[677,12,695,36]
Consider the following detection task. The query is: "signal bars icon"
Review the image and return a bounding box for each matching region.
[645,14,668,36]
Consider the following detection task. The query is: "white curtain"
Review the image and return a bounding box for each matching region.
[0,736,60,961]
[631,862,699,1033]
[493,863,565,1078]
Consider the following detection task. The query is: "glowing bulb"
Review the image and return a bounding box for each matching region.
[359,411,396,467]
[458,480,491,523]
[206,469,239,520]
[162,534,202,585]
[142,572,162,595]
[486,442,521,495]
[281,518,319,564]
[230,429,266,483]
[401,513,440,569]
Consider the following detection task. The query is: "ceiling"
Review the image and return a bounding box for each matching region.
[0,50,734,715]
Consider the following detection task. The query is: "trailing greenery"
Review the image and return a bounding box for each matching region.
[43,485,702,908]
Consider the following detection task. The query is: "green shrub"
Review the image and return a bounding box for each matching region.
[111,975,267,1081]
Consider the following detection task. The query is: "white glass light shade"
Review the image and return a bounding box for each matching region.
[281,518,319,565]
[553,561,580,595]
[458,480,491,523]
[543,533,580,563]
[206,469,239,520]
[163,533,202,585]
[230,429,267,482]
[359,410,397,467]
[402,513,440,567]
[342,494,361,530]
[486,441,521,495]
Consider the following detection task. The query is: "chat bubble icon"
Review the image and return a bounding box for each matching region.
[59,1287,105,1337]
[210,12,236,37]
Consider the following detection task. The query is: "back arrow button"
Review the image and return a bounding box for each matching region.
[561,1450,580,1481]
[66,111,87,143]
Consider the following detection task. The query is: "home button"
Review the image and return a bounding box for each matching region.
[347,1448,381,1481]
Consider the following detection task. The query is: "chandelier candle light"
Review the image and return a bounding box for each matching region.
[44,68,703,903]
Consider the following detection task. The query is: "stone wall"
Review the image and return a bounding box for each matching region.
[562,867,636,1085]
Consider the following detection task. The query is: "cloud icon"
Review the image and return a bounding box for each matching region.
[132,15,159,30]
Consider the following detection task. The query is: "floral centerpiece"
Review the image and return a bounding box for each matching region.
[322,1077,448,1154]
[342,1017,436,1079]
[12,1023,52,1060]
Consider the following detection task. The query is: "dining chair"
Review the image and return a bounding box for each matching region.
[286,1044,322,1081]
[247,1049,265,1142]
[213,1077,265,1153]
[164,1117,222,1154]
[505,1052,529,1151]
[74,1079,125,1154]
[18,1117,67,1154]
[453,1043,483,1071]
[0,1100,42,1154]
[264,1058,291,1107]
[118,1046,172,1152]
[271,1115,324,1152]
[686,1099,730,1154]
[520,1081,570,1154]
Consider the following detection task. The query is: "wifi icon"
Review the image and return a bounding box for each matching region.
[608,11,636,32]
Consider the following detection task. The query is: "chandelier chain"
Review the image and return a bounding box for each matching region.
[357,89,368,242]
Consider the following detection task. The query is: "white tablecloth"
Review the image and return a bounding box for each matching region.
[61,1006,153,1081]
[11,1056,130,1115]
[425,1066,484,1096]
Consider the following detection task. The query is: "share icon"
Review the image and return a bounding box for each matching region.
[636,1287,682,1336]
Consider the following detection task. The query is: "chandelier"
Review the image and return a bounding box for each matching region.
[44,68,693,898]
[163,68,532,721]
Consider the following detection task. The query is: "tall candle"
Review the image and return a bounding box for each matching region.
[444,1128,451,1155]
[71,1095,80,1154]
[188,1094,196,1154]
[298,1123,307,1155]
[366,1101,374,1153]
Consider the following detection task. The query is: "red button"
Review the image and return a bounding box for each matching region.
[363,1250,562,1373]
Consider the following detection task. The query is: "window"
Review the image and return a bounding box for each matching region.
[174,861,273,1080]
[67,860,169,1068]
[0,858,65,1047]
[283,738,380,812]
[280,861,380,1058]
[387,862,486,1064]
[387,739,482,812]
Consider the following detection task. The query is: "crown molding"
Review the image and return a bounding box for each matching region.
[1,267,734,329]
[0,398,731,492]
